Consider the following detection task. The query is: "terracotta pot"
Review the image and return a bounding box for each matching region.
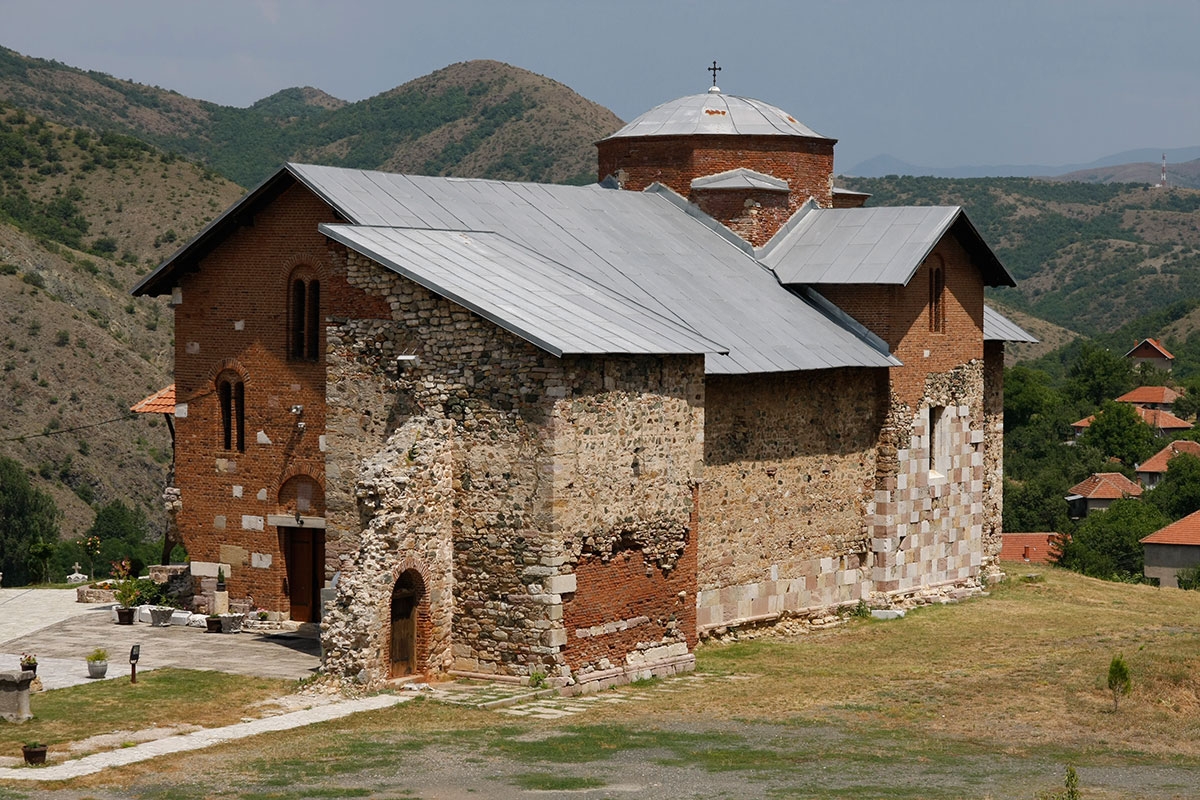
[22,745,47,765]
[115,607,136,625]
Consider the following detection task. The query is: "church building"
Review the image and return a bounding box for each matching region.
[133,79,1033,690]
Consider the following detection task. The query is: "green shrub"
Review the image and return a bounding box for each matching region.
[1107,654,1131,711]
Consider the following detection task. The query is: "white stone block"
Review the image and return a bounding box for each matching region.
[544,628,568,648]
[242,515,265,531]
[257,489,268,501]
[232,485,243,498]
[175,403,188,419]
[190,561,230,578]
[234,320,245,331]
[545,573,577,594]
[257,430,272,445]
[251,552,273,569]
[213,515,226,530]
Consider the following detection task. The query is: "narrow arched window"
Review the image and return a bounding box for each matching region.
[218,374,245,452]
[929,260,945,333]
[289,271,321,361]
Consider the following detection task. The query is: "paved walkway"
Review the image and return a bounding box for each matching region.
[0,694,407,781]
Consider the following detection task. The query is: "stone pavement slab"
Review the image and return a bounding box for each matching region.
[0,588,102,645]
[0,693,407,781]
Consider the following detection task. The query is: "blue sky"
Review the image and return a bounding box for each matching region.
[2,0,1197,172]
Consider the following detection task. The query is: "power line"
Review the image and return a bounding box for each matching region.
[0,413,138,442]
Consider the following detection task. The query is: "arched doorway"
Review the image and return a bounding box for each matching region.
[390,570,424,678]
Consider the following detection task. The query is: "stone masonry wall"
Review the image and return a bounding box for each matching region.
[321,248,705,687]
[697,368,887,632]
[982,340,1006,577]
[871,361,986,595]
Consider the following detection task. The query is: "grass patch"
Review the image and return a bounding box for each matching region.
[0,668,291,753]
[510,773,606,790]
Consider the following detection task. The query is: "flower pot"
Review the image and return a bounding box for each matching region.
[21,745,47,765]
[205,617,223,633]
[115,606,136,625]
[220,613,244,634]
[149,606,174,627]
[19,663,36,676]
[87,660,108,679]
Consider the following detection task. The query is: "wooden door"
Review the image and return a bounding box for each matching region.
[283,527,324,622]
[390,584,417,677]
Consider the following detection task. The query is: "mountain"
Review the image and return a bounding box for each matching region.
[0,47,622,187]
[846,146,1200,184]
[839,175,1200,339]
[0,102,244,539]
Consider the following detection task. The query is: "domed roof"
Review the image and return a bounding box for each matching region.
[602,87,832,141]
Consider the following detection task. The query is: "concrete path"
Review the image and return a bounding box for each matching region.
[0,588,100,644]
[0,693,408,781]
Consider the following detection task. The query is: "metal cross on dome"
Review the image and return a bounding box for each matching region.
[708,60,721,87]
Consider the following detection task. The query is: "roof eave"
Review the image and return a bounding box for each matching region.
[132,165,302,297]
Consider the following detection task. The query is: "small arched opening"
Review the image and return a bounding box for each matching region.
[390,569,426,678]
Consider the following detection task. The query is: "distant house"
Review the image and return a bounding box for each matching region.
[1071,405,1191,439]
[1141,510,1200,587]
[1066,472,1143,519]
[1125,338,1174,371]
[999,532,1060,564]
[1136,440,1200,488]
[1115,385,1182,412]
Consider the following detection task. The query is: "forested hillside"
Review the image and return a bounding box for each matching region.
[0,101,243,559]
[0,47,621,187]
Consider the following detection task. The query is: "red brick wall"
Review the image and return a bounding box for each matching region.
[172,180,390,614]
[818,234,984,408]
[692,189,791,247]
[563,487,698,669]
[597,134,835,242]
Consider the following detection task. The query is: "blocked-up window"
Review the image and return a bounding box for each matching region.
[218,375,245,452]
[928,257,945,333]
[289,273,321,361]
[927,404,950,478]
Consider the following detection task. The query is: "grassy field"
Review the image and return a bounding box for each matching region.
[2,566,1199,798]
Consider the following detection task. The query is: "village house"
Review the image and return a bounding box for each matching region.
[1065,472,1143,520]
[1125,338,1174,372]
[1142,510,1200,587]
[1136,440,1200,489]
[133,81,1033,690]
[1114,385,1183,413]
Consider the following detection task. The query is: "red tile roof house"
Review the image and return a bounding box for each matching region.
[1115,385,1183,412]
[999,532,1061,564]
[1136,440,1200,489]
[1071,406,1191,439]
[1066,472,1143,519]
[1125,338,1175,371]
[1141,510,1200,587]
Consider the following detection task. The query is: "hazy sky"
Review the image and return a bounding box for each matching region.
[2,0,1197,171]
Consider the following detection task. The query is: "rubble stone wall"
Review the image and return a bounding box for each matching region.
[982,341,1006,576]
[697,369,886,631]
[322,249,705,686]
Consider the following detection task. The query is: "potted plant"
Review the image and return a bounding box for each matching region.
[85,648,108,679]
[149,605,174,627]
[21,741,47,765]
[19,652,37,675]
[112,559,140,624]
[205,613,223,633]
[216,566,226,592]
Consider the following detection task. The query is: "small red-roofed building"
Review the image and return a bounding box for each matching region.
[1141,510,1200,587]
[1115,385,1182,412]
[1136,440,1200,488]
[1066,472,1142,519]
[999,532,1060,564]
[1070,406,1190,440]
[1125,338,1174,371]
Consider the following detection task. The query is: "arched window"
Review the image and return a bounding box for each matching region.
[217,374,245,452]
[928,257,945,333]
[289,271,321,361]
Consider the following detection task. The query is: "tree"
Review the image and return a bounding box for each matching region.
[1077,401,1156,467]
[0,456,61,586]
[85,500,154,578]
[1108,654,1132,712]
[1145,452,1200,520]
[1066,342,1134,407]
[1056,498,1168,581]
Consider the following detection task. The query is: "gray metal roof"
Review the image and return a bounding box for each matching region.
[983,305,1038,343]
[760,206,1015,288]
[692,168,789,192]
[601,89,832,141]
[319,225,726,357]
[290,164,899,374]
